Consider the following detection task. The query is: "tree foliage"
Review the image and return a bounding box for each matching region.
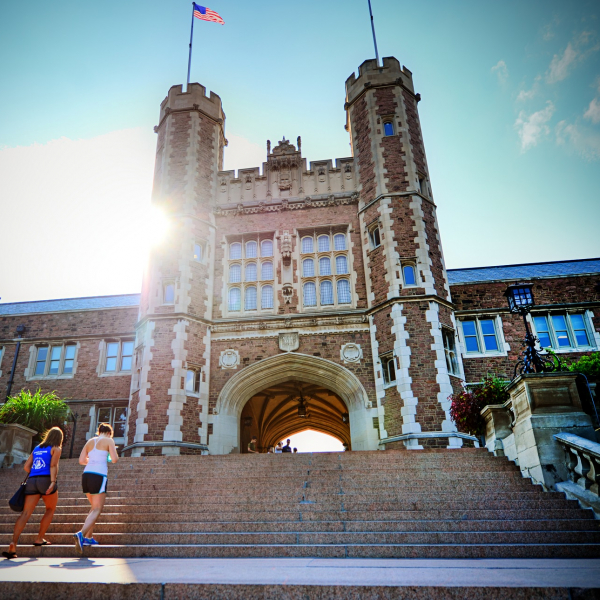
[0,389,69,439]
[449,376,509,437]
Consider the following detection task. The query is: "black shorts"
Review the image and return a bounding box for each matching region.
[25,475,57,495]
[82,473,108,495]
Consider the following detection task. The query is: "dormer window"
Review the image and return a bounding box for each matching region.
[383,122,395,136]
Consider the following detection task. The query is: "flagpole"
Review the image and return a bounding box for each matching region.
[367,0,380,67]
[186,2,195,90]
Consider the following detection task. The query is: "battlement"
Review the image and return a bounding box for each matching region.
[158,83,225,124]
[345,56,414,106]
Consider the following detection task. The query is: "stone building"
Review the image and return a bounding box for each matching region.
[1,58,599,456]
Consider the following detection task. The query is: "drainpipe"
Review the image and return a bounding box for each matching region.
[5,325,25,401]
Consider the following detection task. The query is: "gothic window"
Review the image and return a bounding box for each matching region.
[245,262,257,282]
[303,258,314,277]
[383,122,394,136]
[319,257,331,276]
[228,288,241,311]
[320,280,334,305]
[301,236,314,254]
[229,264,241,283]
[381,353,396,386]
[303,282,317,306]
[193,241,206,262]
[298,229,353,310]
[442,328,460,376]
[261,285,274,309]
[163,283,175,304]
[368,223,381,249]
[96,405,128,440]
[334,233,346,251]
[261,240,273,257]
[402,264,416,286]
[226,234,275,314]
[245,286,257,310]
[337,279,351,304]
[246,241,257,258]
[261,261,273,280]
[335,255,348,274]
[185,368,201,394]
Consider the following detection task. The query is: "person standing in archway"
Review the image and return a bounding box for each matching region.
[247,436,258,453]
[282,439,292,453]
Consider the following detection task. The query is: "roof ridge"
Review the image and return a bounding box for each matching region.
[447,257,600,273]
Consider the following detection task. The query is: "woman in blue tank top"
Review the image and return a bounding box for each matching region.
[2,427,63,560]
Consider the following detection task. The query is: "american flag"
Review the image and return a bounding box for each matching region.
[193,3,224,25]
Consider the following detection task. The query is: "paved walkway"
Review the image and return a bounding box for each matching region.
[1,557,600,588]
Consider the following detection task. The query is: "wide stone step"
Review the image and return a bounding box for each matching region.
[6,530,600,547]
[7,542,600,559]
[6,518,598,535]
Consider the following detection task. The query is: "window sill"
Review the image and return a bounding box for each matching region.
[383,382,397,390]
[541,347,596,354]
[185,392,201,398]
[27,374,75,381]
[462,352,508,359]
[99,371,132,378]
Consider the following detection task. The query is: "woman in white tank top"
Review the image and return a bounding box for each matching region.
[73,422,119,552]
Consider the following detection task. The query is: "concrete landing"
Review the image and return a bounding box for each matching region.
[1,557,600,599]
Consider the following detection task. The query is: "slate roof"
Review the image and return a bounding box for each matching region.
[0,294,141,316]
[447,258,600,285]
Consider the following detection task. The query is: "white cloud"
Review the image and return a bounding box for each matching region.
[491,60,508,84]
[556,120,600,160]
[514,102,555,151]
[546,43,578,83]
[546,32,600,84]
[584,97,600,124]
[517,89,536,102]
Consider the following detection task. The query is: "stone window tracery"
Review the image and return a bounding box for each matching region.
[299,229,354,310]
[225,233,276,315]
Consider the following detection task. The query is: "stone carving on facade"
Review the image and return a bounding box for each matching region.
[281,230,292,266]
[341,343,363,364]
[211,314,368,334]
[282,283,293,304]
[219,349,240,369]
[279,332,299,352]
[213,193,358,217]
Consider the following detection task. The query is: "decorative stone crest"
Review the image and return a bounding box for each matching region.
[282,283,293,303]
[279,332,299,352]
[219,349,240,369]
[341,343,363,364]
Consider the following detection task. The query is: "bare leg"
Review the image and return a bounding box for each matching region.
[80,493,105,538]
[8,495,40,553]
[34,491,58,544]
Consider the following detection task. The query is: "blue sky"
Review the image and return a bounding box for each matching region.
[0,0,599,303]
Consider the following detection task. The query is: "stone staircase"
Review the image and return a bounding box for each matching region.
[1,448,600,558]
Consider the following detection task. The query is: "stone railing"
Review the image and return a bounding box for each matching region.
[0,423,37,468]
[554,432,600,518]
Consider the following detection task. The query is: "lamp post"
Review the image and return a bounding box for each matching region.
[68,411,79,459]
[504,283,555,378]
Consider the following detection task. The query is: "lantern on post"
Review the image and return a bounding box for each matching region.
[504,283,555,378]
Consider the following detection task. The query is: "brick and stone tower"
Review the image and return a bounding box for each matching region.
[125,84,225,455]
[345,58,462,448]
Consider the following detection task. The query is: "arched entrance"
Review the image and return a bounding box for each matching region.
[240,381,350,452]
[209,353,379,454]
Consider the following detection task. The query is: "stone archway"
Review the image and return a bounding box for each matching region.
[209,352,379,454]
[240,381,351,452]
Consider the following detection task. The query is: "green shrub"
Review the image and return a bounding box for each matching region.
[449,376,509,437]
[566,352,600,379]
[0,389,69,440]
